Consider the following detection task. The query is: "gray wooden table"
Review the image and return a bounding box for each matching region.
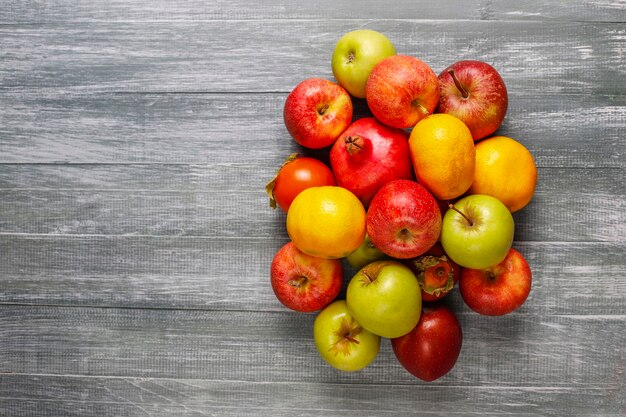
[1,1,625,416]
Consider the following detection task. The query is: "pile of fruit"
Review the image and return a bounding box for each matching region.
[266,29,536,381]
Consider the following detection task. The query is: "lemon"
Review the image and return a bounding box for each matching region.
[409,114,476,201]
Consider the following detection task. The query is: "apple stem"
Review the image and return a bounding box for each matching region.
[448,203,473,226]
[412,100,430,117]
[362,271,375,283]
[344,334,360,344]
[317,103,330,115]
[288,276,308,288]
[447,69,469,99]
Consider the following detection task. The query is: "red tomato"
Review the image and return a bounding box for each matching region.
[267,155,336,212]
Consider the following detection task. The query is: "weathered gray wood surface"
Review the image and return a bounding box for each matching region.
[1,21,624,95]
[1,1,625,416]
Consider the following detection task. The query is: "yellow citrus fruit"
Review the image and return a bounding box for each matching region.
[468,135,537,212]
[287,186,366,259]
[409,114,476,200]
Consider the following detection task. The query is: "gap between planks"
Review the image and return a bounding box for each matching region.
[0,371,620,390]
[0,302,624,319]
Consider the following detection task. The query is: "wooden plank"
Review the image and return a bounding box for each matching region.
[0,189,279,238]
[0,236,623,314]
[0,92,624,167]
[0,21,623,94]
[0,163,259,192]
[2,0,625,23]
[0,1,622,416]
[0,167,623,242]
[0,162,622,194]
[0,305,623,387]
[0,92,287,165]
[0,375,623,417]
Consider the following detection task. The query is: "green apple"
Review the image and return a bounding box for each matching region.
[331,29,396,98]
[346,234,387,270]
[346,261,421,338]
[313,300,381,372]
[441,194,514,269]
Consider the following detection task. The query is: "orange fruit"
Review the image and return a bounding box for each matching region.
[468,135,537,212]
[409,114,475,200]
[287,186,366,259]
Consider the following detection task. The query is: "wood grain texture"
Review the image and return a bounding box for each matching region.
[1,375,624,417]
[1,21,624,94]
[3,0,626,23]
[0,92,624,166]
[1,236,624,315]
[0,167,624,242]
[0,305,624,388]
[1,1,625,416]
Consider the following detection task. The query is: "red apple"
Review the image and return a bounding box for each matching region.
[391,304,463,382]
[283,78,353,149]
[270,242,343,312]
[460,247,532,316]
[367,179,442,259]
[329,117,413,207]
[437,60,508,141]
[365,55,439,129]
[404,243,461,302]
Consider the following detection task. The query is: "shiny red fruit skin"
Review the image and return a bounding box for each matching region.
[366,55,440,129]
[330,117,413,207]
[283,78,353,149]
[391,304,462,382]
[367,179,442,259]
[273,157,336,212]
[460,248,532,316]
[437,60,508,141]
[270,242,343,312]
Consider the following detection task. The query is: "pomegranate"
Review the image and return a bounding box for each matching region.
[329,117,413,207]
